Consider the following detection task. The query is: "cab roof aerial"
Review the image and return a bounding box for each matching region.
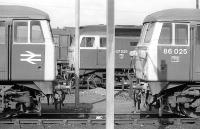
[0,5,49,20]
[143,8,200,23]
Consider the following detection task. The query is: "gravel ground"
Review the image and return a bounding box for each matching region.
[41,88,135,113]
[90,89,134,113]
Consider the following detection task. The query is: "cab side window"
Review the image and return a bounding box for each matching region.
[159,23,172,44]
[144,23,155,43]
[100,37,106,47]
[14,21,28,43]
[130,42,138,46]
[175,24,188,45]
[30,21,44,43]
[80,37,95,47]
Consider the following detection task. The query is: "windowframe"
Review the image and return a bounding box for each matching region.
[143,23,155,43]
[13,20,28,44]
[138,22,155,45]
[174,23,189,46]
[13,20,45,44]
[30,20,45,43]
[158,22,190,46]
[139,23,148,44]
[80,36,96,49]
[158,22,172,45]
[99,36,107,49]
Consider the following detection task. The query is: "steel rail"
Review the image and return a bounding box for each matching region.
[0,117,200,125]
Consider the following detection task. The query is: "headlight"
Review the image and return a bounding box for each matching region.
[129,50,138,57]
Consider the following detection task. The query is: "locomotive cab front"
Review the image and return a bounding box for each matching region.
[11,20,55,81]
[135,21,190,82]
[133,9,200,117]
[0,6,55,81]
[0,5,55,115]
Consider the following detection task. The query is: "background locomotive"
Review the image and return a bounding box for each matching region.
[0,5,55,115]
[67,25,141,89]
[133,8,200,117]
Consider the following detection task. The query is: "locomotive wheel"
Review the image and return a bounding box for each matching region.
[88,81,97,89]
[86,74,101,89]
[168,100,199,117]
[179,104,198,118]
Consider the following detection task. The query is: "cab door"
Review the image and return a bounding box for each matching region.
[80,36,97,69]
[97,36,106,68]
[11,20,45,80]
[157,23,191,81]
[0,21,9,80]
[192,25,200,81]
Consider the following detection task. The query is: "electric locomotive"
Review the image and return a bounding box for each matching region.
[132,8,200,117]
[0,5,55,115]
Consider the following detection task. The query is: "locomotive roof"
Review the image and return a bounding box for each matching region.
[80,25,141,37]
[52,28,70,36]
[0,5,49,20]
[143,8,200,23]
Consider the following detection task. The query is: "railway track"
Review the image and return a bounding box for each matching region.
[0,113,196,125]
[1,113,200,129]
[0,116,200,127]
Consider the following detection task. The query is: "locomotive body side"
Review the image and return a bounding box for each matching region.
[68,25,141,72]
[133,8,200,117]
[135,22,191,82]
[0,5,55,81]
[78,34,139,70]
[67,26,140,88]
[11,20,55,81]
[0,5,55,115]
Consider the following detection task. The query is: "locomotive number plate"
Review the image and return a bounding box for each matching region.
[116,49,128,54]
[163,48,188,55]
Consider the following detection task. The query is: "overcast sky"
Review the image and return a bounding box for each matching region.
[0,0,196,28]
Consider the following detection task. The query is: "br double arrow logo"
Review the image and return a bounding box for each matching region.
[20,51,41,64]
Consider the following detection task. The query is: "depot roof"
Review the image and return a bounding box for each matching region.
[143,8,200,23]
[0,5,49,20]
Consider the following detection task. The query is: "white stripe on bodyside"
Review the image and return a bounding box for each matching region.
[41,20,55,81]
[147,22,162,81]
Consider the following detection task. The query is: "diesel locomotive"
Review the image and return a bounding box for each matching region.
[132,8,200,117]
[0,5,55,115]
[68,25,141,88]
